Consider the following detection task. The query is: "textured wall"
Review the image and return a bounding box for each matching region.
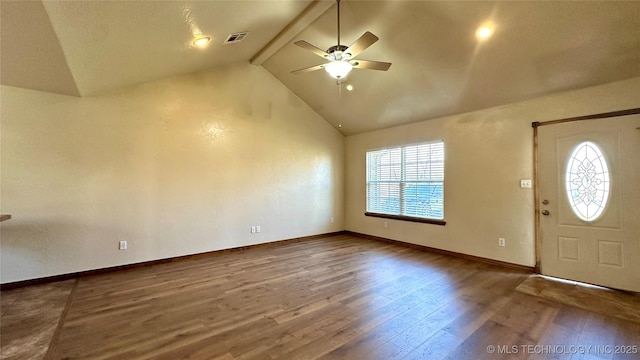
[0,63,344,283]
[345,77,640,267]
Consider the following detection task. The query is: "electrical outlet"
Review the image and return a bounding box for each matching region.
[330,217,334,224]
[384,221,388,228]
[251,226,256,234]
[520,179,532,188]
[119,241,127,250]
[256,226,261,233]
[498,238,506,247]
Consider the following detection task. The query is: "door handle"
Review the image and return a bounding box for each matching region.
[542,210,550,216]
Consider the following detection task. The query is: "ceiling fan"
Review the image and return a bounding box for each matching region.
[291,0,391,80]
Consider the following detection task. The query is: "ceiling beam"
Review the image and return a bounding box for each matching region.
[250,0,334,66]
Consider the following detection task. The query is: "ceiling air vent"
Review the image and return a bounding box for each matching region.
[224,32,248,44]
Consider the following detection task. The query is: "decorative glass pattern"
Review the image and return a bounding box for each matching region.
[565,141,610,221]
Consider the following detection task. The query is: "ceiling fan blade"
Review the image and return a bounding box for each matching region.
[351,60,391,71]
[345,31,379,58]
[291,64,326,74]
[294,40,329,58]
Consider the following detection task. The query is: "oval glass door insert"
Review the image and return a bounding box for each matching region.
[565,141,610,221]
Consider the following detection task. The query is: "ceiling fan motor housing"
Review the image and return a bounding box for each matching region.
[325,45,351,61]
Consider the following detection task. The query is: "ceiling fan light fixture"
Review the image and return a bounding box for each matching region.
[325,61,353,79]
[290,0,390,79]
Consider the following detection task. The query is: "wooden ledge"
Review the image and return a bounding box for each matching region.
[365,212,446,226]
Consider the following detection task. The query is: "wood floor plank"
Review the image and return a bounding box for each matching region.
[0,280,74,360]
[2,234,639,359]
[516,275,640,323]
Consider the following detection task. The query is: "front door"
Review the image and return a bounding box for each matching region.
[538,115,640,292]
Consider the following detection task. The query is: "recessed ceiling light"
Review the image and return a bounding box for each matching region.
[345,84,354,91]
[476,25,493,40]
[192,36,211,48]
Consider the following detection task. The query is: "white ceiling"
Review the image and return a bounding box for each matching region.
[2,0,639,135]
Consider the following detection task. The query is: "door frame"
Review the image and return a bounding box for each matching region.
[531,107,640,274]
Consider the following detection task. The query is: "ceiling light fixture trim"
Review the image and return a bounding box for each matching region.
[192,36,211,48]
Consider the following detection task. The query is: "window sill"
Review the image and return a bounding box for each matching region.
[365,212,446,226]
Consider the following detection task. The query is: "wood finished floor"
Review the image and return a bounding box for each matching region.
[515,275,640,324]
[1,234,639,360]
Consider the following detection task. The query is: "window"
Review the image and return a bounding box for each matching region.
[366,141,445,224]
[565,141,610,221]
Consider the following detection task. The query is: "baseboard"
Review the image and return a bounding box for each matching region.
[1,230,533,290]
[0,231,347,290]
[347,231,534,273]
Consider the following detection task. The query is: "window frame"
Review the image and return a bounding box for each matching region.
[365,141,446,226]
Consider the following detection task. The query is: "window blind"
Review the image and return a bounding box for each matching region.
[366,141,444,220]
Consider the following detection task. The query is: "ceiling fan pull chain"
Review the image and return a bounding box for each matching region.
[338,78,343,128]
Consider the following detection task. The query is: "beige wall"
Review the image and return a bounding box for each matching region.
[2,62,638,283]
[0,63,344,283]
[345,77,640,267]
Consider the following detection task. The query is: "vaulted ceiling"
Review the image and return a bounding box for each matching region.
[0,0,316,97]
[2,0,639,135]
